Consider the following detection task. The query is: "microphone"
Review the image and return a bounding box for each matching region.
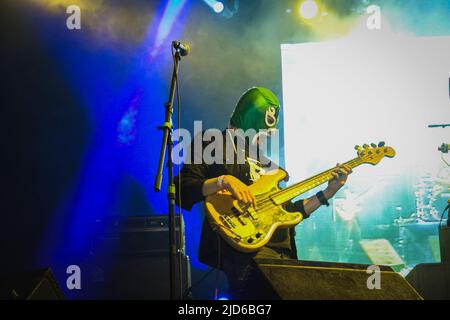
[438,143,450,154]
[172,41,190,56]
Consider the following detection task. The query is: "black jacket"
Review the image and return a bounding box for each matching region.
[174,131,306,268]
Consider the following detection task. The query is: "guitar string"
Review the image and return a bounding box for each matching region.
[223,132,374,228]
[272,158,363,203]
[221,158,362,227]
[218,151,389,241]
[227,128,362,209]
[250,158,362,210]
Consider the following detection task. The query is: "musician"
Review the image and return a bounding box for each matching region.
[175,87,352,299]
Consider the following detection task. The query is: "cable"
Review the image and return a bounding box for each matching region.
[181,232,224,298]
[214,233,222,300]
[441,153,450,167]
[183,267,216,298]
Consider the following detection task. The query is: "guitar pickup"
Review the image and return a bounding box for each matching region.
[231,207,246,226]
[246,209,257,220]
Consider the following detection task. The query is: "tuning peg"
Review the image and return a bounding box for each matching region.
[378,141,385,147]
[363,144,369,149]
[354,145,361,150]
[371,143,377,148]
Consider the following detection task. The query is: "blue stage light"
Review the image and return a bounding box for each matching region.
[203,0,225,14]
[213,2,224,13]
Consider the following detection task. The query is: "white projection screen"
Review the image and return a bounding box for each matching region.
[281,25,450,269]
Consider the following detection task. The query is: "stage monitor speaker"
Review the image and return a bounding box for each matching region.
[98,254,190,300]
[406,262,450,300]
[89,215,190,299]
[439,225,450,264]
[246,259,422,300]
[0,268,64,300]
[405,225,450,300]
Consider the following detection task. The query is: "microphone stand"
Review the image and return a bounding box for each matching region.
[154,47,183,300]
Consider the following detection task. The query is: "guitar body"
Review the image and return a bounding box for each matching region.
[204,169,303,253]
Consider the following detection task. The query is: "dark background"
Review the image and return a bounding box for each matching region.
[1,0,449,299]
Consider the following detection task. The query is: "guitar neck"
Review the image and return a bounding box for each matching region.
[271,157,364,205]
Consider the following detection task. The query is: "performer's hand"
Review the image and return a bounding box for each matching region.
[222,175,257,207]
[326,163,352,195]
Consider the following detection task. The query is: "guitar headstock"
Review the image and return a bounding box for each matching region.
[355,142,396,165]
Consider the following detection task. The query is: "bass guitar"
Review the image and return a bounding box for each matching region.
[204,142,395,253]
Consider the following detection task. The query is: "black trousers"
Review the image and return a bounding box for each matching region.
[221,246,296,300]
